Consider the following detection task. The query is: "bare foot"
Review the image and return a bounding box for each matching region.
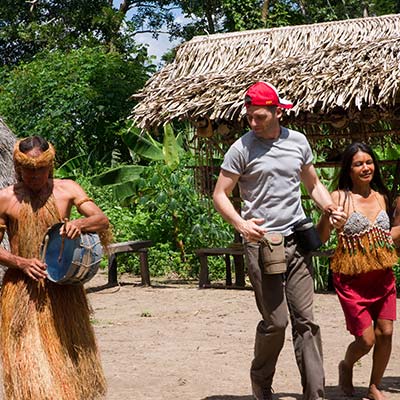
[338,360,355,396]
[365,384,386,400]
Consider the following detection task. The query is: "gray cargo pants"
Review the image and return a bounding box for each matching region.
[245,234,325,400]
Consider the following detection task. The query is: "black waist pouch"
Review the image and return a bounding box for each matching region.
[293,217,322,252]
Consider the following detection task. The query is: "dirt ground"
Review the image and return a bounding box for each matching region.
[80,271,400,400]
[0,270,398,400]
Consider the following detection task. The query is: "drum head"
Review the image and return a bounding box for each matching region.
[42,223,81,283]
[41,222,103,285]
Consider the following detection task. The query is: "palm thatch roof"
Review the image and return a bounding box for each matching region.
[132,14,400,143]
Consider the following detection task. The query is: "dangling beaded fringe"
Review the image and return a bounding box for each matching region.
[331,225,398,275]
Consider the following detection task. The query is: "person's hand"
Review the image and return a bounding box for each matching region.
[60,219,81,239]
[323,203,337,217]
[329,206,347,230]
[237,218,267,242]
[17,257,47,281]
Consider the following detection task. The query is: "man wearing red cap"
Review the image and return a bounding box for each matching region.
[213,82,345,400]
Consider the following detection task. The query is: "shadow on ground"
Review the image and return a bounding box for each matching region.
[381,376,400,393]
[202,394,301,400]
[201,378,399,400]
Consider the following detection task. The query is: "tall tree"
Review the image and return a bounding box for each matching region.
[0,46,153,164]
[119,0,400,41]
[0,0,155,166]
[0,0,145,65]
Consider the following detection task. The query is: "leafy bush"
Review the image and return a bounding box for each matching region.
[75,161,234,280]
[0,46,153,165]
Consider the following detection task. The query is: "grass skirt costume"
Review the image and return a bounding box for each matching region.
[331,203,397,337]
[0,189,106,399]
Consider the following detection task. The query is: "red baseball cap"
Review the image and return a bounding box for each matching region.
[244,81,293,109]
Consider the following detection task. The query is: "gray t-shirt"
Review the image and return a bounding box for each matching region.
[221,127,313,236]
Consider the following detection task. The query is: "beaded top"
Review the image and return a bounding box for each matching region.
[331,192,398,275]
[342,210,390,236]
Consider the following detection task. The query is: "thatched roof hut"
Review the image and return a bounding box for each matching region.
[132,14,400,145]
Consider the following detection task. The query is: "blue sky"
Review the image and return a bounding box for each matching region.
[112,1,184,63]
[139,33,180,64]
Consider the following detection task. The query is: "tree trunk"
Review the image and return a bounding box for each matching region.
[297,0,307,16]
[204,0,215,34]
[261,0,270,24]
[105,0,133,52]
[119,0,132,15]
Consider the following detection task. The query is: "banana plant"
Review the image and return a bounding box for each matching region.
[91,123,184,204]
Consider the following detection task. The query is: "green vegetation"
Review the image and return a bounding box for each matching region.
[73,158,234,281]
[82,123,234,280]
[0,47,152,165]
[1,0,400,288]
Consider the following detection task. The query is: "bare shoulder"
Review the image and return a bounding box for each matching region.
[53,178,86,197]
[374,191,388,209]
[331,190,343,206]
[0,184,18,217]
[0,184,17,205]
[0,184,15,197]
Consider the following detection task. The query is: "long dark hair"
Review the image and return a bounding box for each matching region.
[338,142,390,210]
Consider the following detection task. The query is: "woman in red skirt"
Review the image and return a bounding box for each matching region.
[318,142,398,400]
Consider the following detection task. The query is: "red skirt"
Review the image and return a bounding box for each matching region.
[333,268,397,337]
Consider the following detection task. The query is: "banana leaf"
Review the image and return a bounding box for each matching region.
[91,165,146,204]
[123,126,164,161]
[91,165,145,186]
[55,154,88,178]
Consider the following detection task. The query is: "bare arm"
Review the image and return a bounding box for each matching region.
[213,170,266,242]
[58,180,109,239]
[300,163,334,212]
[301,166,347,243]
[0,190,47,280]
[0,246,47,280]
[316,190,347,243]
[391,197,400,245]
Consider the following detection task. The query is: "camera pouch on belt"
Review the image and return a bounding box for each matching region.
[259,232,287,274]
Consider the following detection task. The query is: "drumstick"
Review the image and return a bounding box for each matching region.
[41,234,49,263]
[58,218,68,263]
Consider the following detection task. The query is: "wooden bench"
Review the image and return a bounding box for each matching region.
[196,247,246,288]
[107,240,153,286]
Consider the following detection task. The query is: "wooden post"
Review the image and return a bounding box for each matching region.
[233,255,245,287]
[138,248,151,286]
[232,184,245,286]
[225,254,232,286]
[198,253,209,288]
[232,185,242,244]
[108,253,118,286]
